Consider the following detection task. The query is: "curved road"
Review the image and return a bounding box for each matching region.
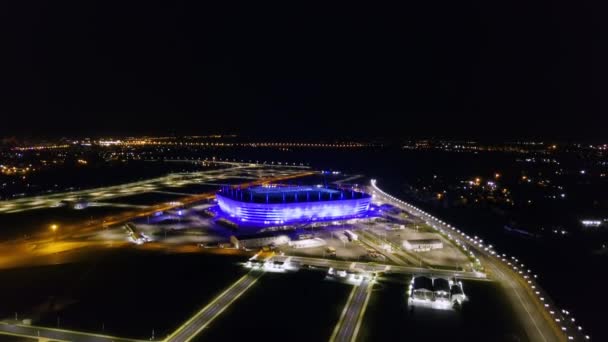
[370,179,568,342]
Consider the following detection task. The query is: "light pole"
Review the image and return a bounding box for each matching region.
[50,224,58,240]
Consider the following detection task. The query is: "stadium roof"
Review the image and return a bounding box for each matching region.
[218,185,370,204]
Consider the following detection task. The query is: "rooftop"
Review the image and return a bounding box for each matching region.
[406,239,443,244]
[217,185,370,204]
[413,276,433,291]
[433,278,450,292]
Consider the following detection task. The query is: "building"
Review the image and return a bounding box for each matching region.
[403,238,443,251]
[344,230,358,241]
[216,185,371,226]
[230,234,290,249]
[433,277,451,301]
[450,284,466,303]
[411,276,434,300]
[288,238,326,249]
[409,276,467,306]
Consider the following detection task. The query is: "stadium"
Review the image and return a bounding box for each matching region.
[216,185,371,225]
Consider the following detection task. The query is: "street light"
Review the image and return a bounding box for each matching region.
[50,224,58,240]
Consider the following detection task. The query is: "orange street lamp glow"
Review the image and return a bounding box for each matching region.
[50,224,58,232]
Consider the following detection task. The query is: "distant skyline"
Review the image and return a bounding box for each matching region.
[2,1,606,139]
[2,134,606,145]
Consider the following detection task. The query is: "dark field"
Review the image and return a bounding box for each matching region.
[359,275,528,342]
[0,250,248,340]
[161,184,219,194]
[102,191,184,205]
[195,270,352,342]
[0,206,132,240]
[0,336,36,342]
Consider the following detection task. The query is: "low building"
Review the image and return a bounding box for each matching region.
[230,234,290,249]
[412,276,434,301]
[450,284,466,303]
[267,260,285,270]
[433,278,450,300]
[245,259,265,268]
[410,275,467,306]
[289,238,326,249]
[403,238,443,251]
[344,230,358,241]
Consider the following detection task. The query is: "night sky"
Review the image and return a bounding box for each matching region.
[1,1,606,139]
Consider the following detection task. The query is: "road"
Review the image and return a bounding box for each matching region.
[0,167,313,270]
[330,279,372,342]
[0,162,310,214]
[165,271,264,342]
[357,228,429,267]
[483,255,557,342]
[356,231,407,265]
[331,174,364,185]
[272,255,488,281]
[370,179,571,342]
[0,271,264,342]
[0,322,145,342]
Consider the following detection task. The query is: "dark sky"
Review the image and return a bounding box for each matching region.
[1,1,606,139]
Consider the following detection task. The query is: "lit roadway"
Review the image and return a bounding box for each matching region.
[165,271,264,342]
[330,279,372,342]
[0,170,573,341]
[356,230,418,266]
[271,255,488,281]
[0,162,310,214]
[0,321,146,342]
[0,164,310,340]
[0,166,313,256]
[0,271,264,342]
[370,179,572,342]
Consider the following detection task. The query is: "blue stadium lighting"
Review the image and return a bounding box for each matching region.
[216,185,371,225]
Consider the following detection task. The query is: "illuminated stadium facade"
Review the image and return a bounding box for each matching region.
[216,185,371,225]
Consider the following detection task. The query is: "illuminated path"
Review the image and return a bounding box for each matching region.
[356,231,412,266]
[0,321,145,342]
[271,255,488,281]
[484,256,553,342]
[331,174,364,185]
[165,271,264,342]
[0,168,314,250]
[370,179,568,342]
[330,279,372,342]
[0,162,310,214]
